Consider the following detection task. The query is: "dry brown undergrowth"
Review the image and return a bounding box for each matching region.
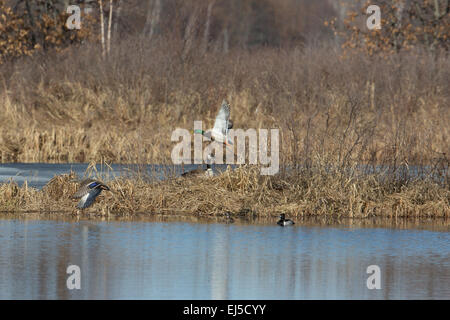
[0,165,448,219]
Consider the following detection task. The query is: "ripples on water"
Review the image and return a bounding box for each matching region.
[1,163,446,189]
[0,218,448,299]
[0,163,449,299]
[0,163,229,189]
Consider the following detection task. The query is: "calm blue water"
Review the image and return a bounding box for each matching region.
[0,219,448,299]
[0,163,232,189]
[0,163,449,299]
[0,163,148,189]
[1,163,445,189]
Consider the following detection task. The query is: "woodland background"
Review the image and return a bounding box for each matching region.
[0,0,448,167]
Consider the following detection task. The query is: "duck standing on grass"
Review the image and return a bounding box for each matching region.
[277,214,295,226]
[182,154,215,177]
[181,162,213,178]
[71,179,110,209]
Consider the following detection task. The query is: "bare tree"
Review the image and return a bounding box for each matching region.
[107,0,113,55]
[222,26,229,53]
[149,0,161,39]
[143,0,161,39]
[113,0,121,39]
[99,0,105,57]
[202,0,216,53]
[143,0,153,36]
[182,6,200,59]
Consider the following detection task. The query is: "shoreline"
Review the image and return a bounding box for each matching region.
[1,166,448,221]
[1,212,449,232]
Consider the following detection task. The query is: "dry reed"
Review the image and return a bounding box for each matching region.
[0,39,448,220]
[0,165,448,219]
[0,40,448,166]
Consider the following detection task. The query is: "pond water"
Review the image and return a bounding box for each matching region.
[0,218,449,300]
[0,163,445,189]
[0,163,449,299]
[0,163,159,189]
[0,163,239,189]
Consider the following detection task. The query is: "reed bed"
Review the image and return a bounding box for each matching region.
[0,165,448,219]
[0,40,448,166]
[0,39,448,220]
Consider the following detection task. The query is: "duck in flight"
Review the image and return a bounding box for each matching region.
[71,179,110,209]
[277,214,295,226]
[194,99,233,147]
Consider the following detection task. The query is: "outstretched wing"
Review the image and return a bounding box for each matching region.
[76,188,102,209]
[71,178,97,199]
[212,100,231,137]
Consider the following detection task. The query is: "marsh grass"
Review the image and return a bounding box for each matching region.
[0,38,448,220]
[0,40,448,166]
[0,163,448,219]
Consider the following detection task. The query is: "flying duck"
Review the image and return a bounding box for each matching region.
[194,99,233,147]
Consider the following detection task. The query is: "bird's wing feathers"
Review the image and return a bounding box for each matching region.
[72,185,90,199]
[71,179,102,199]
[77,188,102,209]
[213,100,231,136]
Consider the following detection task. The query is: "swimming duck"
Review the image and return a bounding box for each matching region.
[224,212,234,224]
[194,99,233,147]
[71,179,110,209]
[277,214,295,226]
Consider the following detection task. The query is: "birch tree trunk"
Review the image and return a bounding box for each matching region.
[183,9,199,58]
[107,0,113,55]
[143,0,153,36]
[149,0,161,39]
[113,0,121,39]
[202,0,216,54]
[223,27,229,54]
[99,0,105,58]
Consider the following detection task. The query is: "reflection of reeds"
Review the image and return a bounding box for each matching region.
[2,212,449,231]
[0,165,448,218]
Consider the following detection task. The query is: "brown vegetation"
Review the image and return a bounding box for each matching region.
[0,1,448,218]
[330,0,449,56]
[0,164,448,218]
[0,40,448,167]
[0,0,448,166]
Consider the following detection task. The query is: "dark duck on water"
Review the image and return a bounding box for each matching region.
[277,214,295,226]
